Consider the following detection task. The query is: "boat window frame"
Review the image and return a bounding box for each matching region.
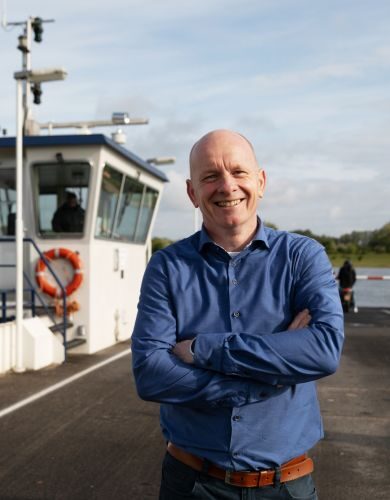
[32,160,92,239]
[0,167,17,236]
[94,162,159,245]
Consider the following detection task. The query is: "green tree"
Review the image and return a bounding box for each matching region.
[369,222,390,253]
[152,237,174,253]
[339,230,372,250]
[264,221,278,230]
[291,229,316,238]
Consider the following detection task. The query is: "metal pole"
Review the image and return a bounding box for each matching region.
[21,19,32,130]
[15,77,25,372]
[23,17,33,128]
[194,208,199,233]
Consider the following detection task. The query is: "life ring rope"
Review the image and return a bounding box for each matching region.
[35,247,83,298]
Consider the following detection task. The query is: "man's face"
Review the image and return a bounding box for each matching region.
[187,131,266,237]
[68,197,77,208]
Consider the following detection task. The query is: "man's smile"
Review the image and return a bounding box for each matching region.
[215,198,244,207]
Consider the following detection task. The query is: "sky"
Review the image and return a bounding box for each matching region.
[1,0,390,240]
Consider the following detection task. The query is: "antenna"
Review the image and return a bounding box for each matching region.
[1,0,7,29]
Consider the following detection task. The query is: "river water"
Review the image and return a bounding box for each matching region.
[333,267,390,308]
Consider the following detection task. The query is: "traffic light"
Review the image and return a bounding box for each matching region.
[32,17,43,43]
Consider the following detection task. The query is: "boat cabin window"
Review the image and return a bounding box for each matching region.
[95,164,158,243]
[95,165,123,238]
[33,162,90,237]
[115,176,143,240]
[0,169,16,236]
[134,187,158,243]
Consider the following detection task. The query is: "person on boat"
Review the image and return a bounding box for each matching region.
[51,191,85,233]
[132,129,344,500]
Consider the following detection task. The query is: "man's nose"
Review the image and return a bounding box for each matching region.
[217,174,237,193]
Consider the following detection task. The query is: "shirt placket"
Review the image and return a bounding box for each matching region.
[228,257,242,333]
[227,255,245,464]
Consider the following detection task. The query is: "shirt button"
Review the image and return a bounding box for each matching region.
[232,311,240,318]
[232,279,238,285]
[230,261,237,267]
[232,415,241,421]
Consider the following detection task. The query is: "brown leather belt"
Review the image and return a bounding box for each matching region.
[167,442,314,488]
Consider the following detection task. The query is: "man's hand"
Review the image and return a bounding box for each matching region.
[288,309,311,330]
[172,309,311,365]
[172,339,195,364]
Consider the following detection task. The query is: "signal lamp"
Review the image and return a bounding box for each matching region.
[32,17,43,43]
[31,83,42,104]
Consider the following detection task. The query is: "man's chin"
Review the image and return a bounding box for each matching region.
[217,217,247,230]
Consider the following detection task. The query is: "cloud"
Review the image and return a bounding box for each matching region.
[261,174,390,236]
[2,0,389,239]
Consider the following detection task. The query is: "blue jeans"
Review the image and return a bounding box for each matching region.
[159,453,318,500]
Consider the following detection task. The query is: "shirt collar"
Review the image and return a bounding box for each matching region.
[198,217,270,252]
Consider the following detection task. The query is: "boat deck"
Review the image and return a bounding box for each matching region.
[0,307,389,499]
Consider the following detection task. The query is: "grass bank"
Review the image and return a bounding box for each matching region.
[329,252,390,268]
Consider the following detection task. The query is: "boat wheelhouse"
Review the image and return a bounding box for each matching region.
[0,133,168,373]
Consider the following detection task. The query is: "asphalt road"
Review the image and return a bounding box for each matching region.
[313,308,390,499]
[0,307,389,499]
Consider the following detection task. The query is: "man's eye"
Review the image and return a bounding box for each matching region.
[203,174,217,181]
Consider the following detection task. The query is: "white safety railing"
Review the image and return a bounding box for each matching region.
[356,275,390,280]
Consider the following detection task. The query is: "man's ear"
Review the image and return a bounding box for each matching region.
[258,169,266,198]
[186,179,199,208]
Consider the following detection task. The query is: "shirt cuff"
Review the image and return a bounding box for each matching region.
[193,333,226,372]
[189,338,196,356]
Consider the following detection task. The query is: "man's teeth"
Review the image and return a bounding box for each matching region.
[216,199,242,207]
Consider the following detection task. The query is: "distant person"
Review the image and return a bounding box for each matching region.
[337,260,357,312]
[52,192,85,233]
[132,129,344,499]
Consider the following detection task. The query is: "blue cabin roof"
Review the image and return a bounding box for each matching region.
[0,134,169,182]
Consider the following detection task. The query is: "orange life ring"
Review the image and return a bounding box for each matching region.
[35,248,83,297]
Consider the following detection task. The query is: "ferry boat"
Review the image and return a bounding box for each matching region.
[0,16,168,374]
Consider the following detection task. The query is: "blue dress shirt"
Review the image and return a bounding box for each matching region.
[131,222,344,470]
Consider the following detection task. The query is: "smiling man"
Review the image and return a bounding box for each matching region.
[186,131,265,251]
[132,130,344,500]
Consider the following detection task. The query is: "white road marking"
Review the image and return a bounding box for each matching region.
[0,348,131,419]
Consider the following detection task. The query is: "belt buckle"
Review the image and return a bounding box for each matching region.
[225,470,233,485]
[258,469,271,487]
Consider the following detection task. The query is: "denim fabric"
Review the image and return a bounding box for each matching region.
[159,453,318,500]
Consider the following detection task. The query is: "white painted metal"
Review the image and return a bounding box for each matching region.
[20,140,164,355]
[22,316,64,369]
[0,317,64,374]
[0,322,15,374]
[40,117,148,130]
[194,207,200,232]
[356,275,390,280]
[14,76,25,373]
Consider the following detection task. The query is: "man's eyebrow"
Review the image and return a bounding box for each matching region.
[200,169,219,177]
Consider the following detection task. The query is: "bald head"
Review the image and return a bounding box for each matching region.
[189,130,259,177]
